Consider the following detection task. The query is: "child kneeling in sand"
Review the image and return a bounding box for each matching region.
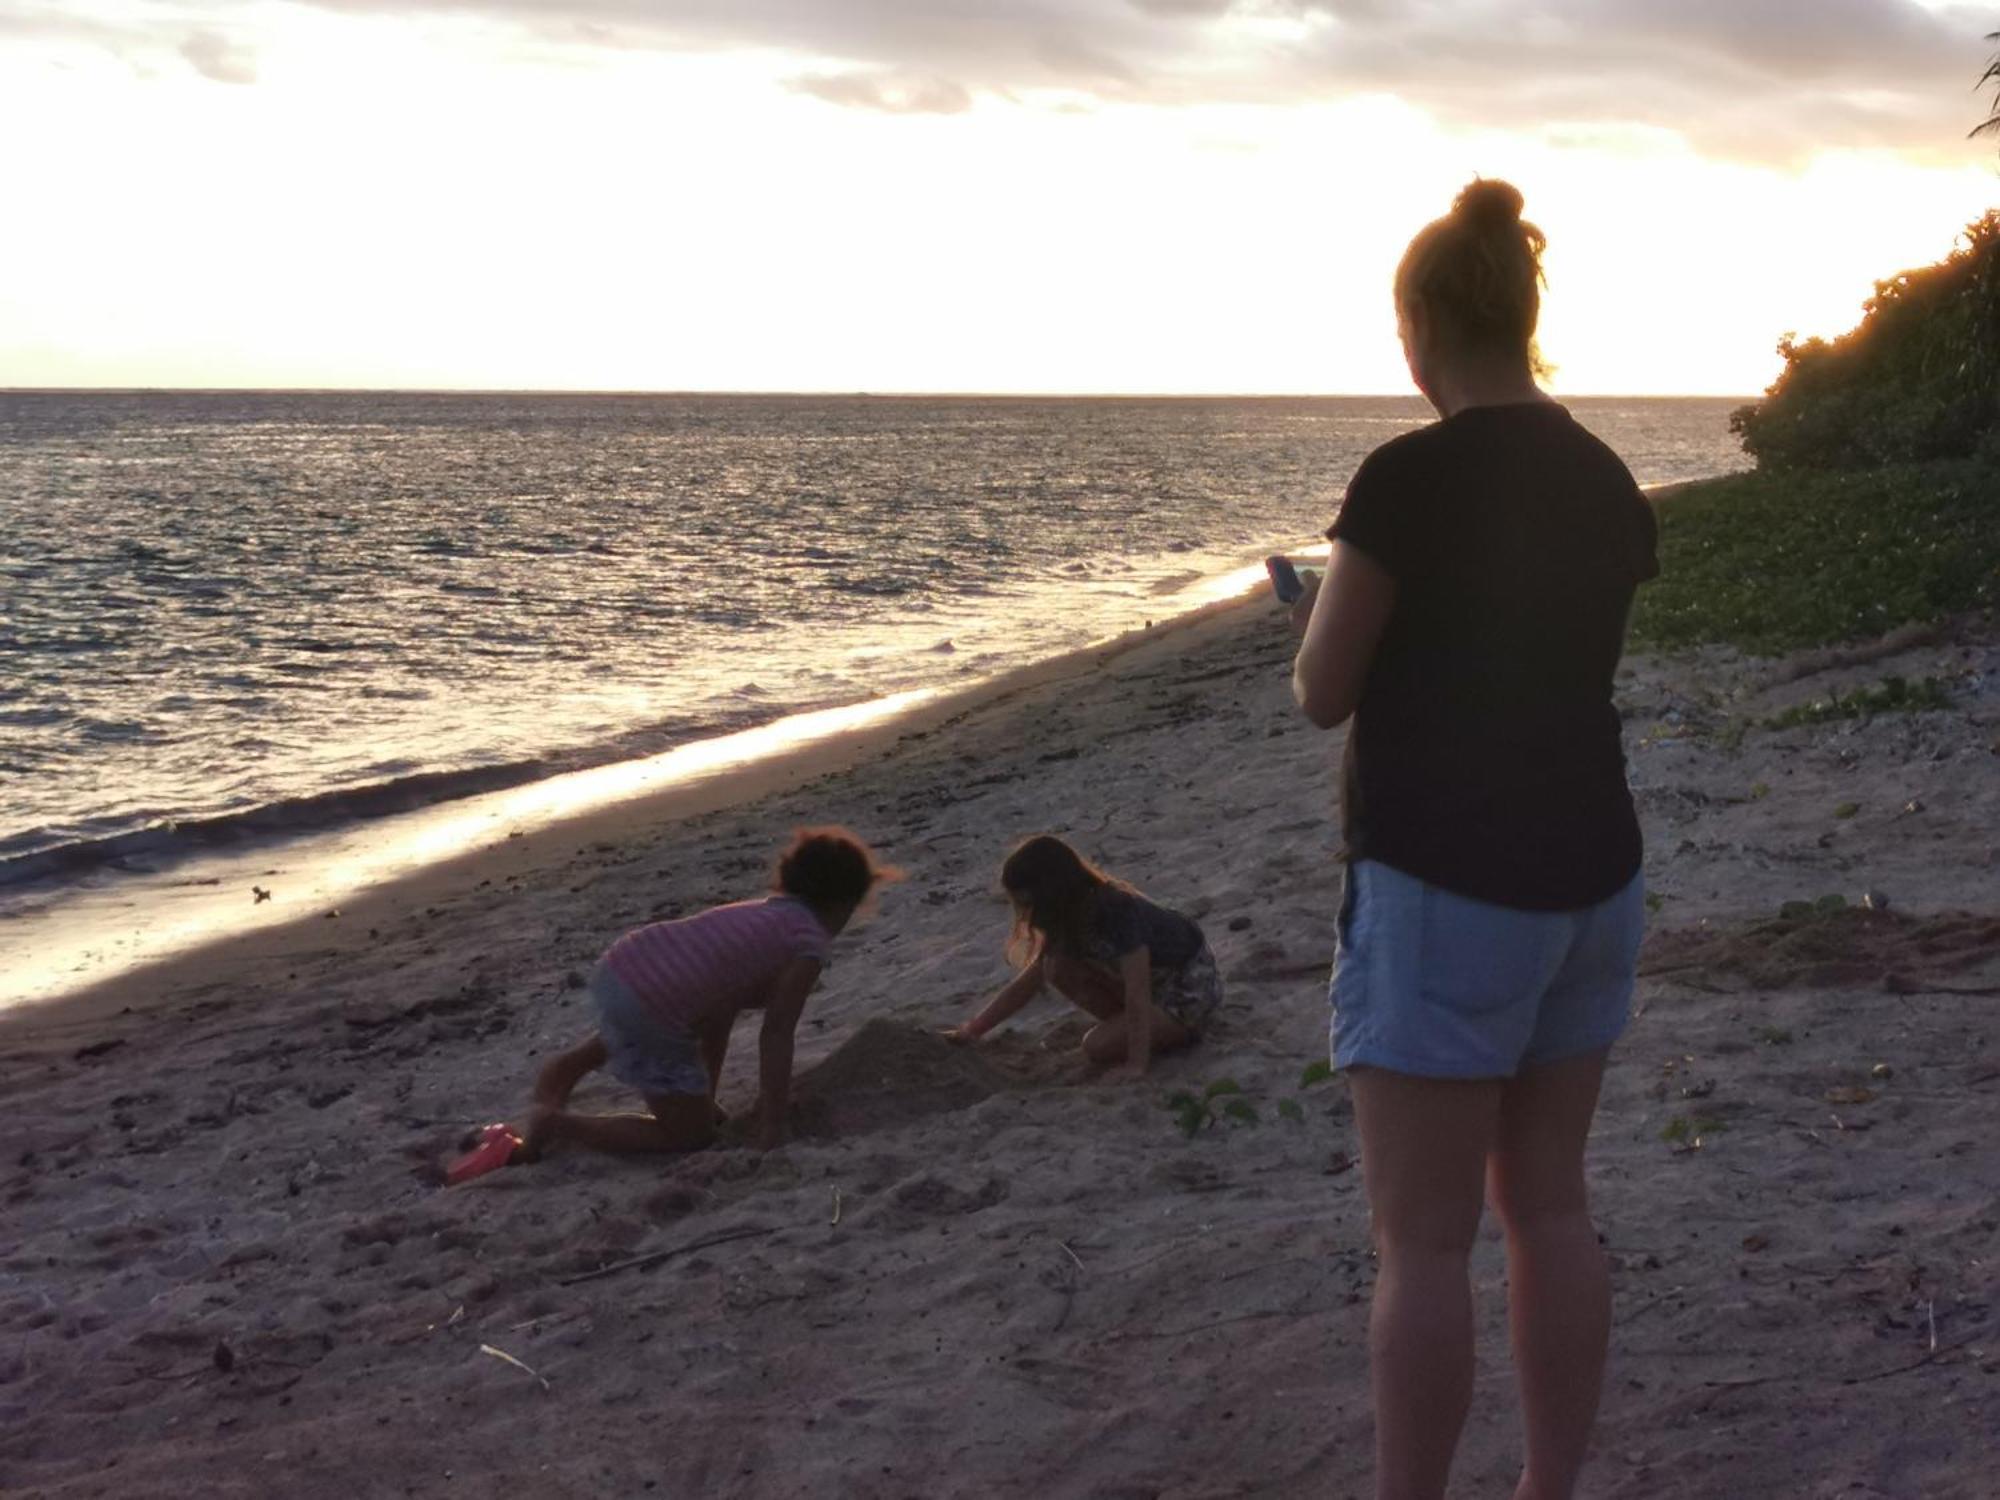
[518,828,899,1157]
[947,834,1219,1077]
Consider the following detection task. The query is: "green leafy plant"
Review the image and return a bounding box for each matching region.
[1166,1061,1336,1138]
[1166,1079,1255,1137]
[1626,461,2000,654]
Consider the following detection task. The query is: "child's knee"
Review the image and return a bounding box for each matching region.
[1081,1022,1123,1063]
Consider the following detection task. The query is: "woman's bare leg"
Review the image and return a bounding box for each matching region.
[1487,1049,1613,1500]
[532,1034,608,1108]
[1349,1068,1503,1500]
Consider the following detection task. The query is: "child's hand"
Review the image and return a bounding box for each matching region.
[940,1025,983,1046]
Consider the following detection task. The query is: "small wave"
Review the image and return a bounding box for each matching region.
[0,707,70,728]
[0,690,868,893]
[76,716,164,743]
[0,761,556,889]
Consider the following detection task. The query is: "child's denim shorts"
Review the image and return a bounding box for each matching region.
[591,964,711,1100]
[1328,859,1644,1080]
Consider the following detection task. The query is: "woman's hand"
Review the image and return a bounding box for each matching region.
[1292,544,1395,728]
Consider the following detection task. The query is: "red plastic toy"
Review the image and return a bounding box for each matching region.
[446,1123,522,1186]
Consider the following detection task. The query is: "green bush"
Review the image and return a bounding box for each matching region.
[1731,212,2000,471]
[1628,460,2000,652]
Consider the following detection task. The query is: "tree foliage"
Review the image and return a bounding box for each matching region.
[1976,31,2000,140]
[1729,212,2000,470]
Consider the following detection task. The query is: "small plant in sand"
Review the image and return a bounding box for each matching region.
[1764,674,1955,730]
[1777,892,1849,922]
[1166,1079,1257,1136]
[1166,1060,1335,1137]
[1660,1114,1728,1147]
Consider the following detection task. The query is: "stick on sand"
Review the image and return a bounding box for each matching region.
[556,1226,777,1287]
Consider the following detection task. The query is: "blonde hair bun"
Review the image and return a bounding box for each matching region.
[1452,178,1525,233]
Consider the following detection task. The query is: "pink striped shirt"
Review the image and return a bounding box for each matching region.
[601,896,832,1030]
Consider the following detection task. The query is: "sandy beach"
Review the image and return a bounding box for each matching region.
[4,592,1998,1498]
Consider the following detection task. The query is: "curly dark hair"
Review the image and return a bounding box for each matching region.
[773,827,901,908]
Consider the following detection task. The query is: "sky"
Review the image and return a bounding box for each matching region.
[2,0,1997,395]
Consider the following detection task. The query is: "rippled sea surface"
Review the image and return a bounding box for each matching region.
[0,392,1748,882]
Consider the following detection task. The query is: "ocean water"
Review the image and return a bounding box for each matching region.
[0,392,1749,889]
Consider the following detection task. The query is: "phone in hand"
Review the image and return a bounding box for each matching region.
[1265,554,1305,605]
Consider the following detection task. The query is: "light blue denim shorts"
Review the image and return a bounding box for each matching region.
[591,964,710,1100]
[1328,859,1644,1079]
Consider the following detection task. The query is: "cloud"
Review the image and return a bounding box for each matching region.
[179,28,256,84]
[11,0,1997,159]
[1266,0,1998,159]
[0,6,261,84]
[788,69,971,114]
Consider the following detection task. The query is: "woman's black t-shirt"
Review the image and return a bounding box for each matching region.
[1326,401,1658,912]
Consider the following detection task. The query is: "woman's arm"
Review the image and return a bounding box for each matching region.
[947,956,1046,1041]
[1291,540,1397,729]
[752,956,823,1150]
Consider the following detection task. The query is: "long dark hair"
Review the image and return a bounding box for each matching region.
[999,834,1129,965]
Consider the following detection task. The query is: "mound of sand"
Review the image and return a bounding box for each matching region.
[1642,905,2000,992]
[788,1018,1021,1139]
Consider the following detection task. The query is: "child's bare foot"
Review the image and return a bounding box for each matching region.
[514,1106,558,1164]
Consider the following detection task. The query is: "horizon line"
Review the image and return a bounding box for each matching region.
[0,384,1759,400]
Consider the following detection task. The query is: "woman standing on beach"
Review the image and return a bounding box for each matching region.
[1291,179,1657,1500]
